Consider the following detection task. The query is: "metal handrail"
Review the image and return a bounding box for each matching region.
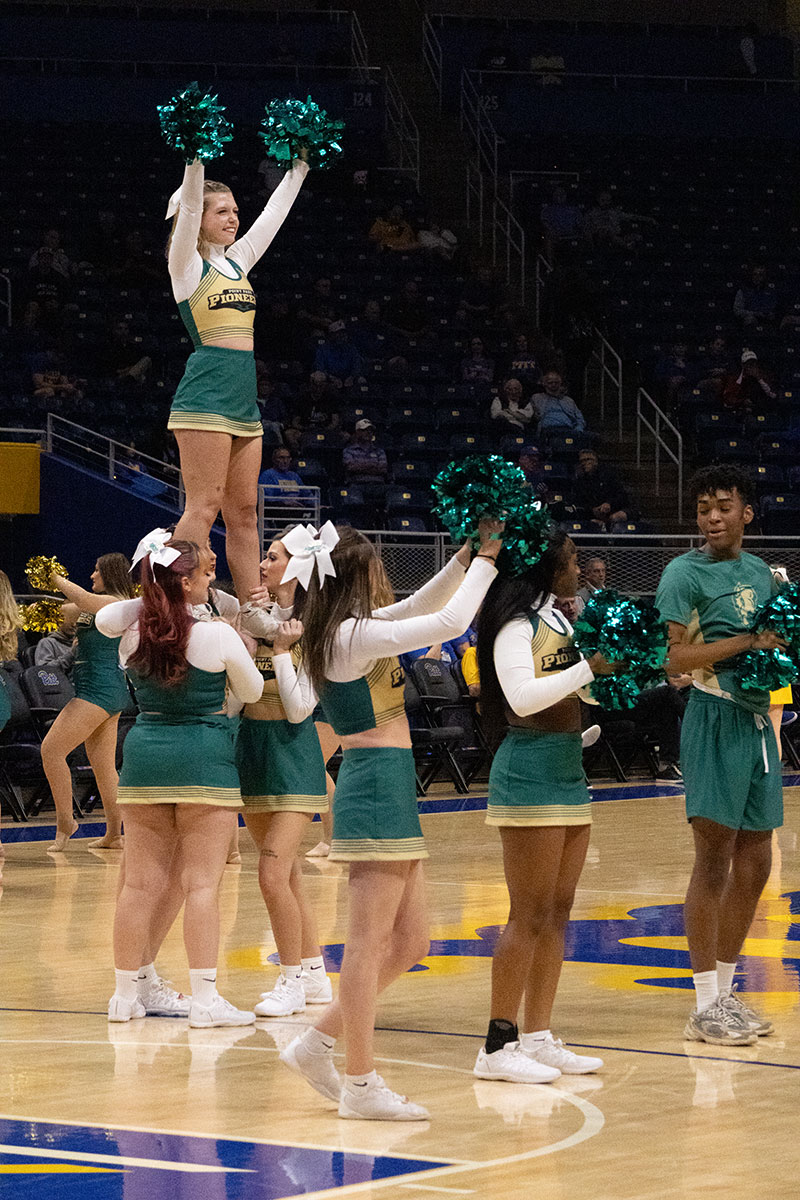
[0,273,10,329]
[350,10,369,71]
[594,333,624,441]
[459,67,499,185]
[384,66,421,188]
[492,196,525,305]
[471,67,797,95]
[421,12,444,109]
[636,387,684,522]
[45,413,183,503]
[0,57,383,80]
[465,160,485,245]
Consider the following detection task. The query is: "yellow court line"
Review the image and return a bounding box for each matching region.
[0,1165,121,1174]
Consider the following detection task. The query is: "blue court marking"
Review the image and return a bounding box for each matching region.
[0,1116,448,1198]
[374,1026,800,1071]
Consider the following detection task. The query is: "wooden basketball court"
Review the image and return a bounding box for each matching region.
[1,778,798,1199]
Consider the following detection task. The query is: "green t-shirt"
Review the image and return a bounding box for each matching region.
[655,549,776,715]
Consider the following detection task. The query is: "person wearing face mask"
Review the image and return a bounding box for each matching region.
[164,150,310,637]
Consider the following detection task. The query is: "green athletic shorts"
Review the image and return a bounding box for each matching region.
[330,747,428,861]
[680,689,783,832]
[487,727,592,826]
[169,346,263,438]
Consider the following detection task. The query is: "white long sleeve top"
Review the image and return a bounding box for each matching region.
[95,598,263,704]
[168,158,309,302]
[494,594,594,717]
[274,555,498,724]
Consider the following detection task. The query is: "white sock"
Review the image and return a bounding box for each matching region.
[716,960,737,994]
[693,970,719,1012]
[114,969,139,1002]
[137,962,157,989]
[304,1027,335,1053]
[279,963,302,981]
[520,1029,551,1049]
[346,1070,377,1089]
[301,956,325,974]
[190,968,217,1007]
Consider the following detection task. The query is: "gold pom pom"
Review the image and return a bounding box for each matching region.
[25,555,68,592]
[19,597,63,633]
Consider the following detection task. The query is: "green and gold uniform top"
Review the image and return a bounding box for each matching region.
[655,549,776,715]
[243,642,303,722]
[494,596,594,720]
[178,259,256,349]
[318,657,406,737]
[73,611,130,712]
[128,662,227,720]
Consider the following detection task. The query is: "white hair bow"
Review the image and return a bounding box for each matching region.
[280,521,339,590]
[130,528,181,572]
[165,187,182,220]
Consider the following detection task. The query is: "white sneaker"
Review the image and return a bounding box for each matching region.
[339,1074,429,1121]
[522,1034,603,1075]
[279,1031,342,1102]
[139,976,190,1018]
[301,967,333,1005]
[238,602,280,640]
[474,1042,561,1084]
[188,994,255,1028]
[108,995,146,1023]
[255,974,306,1017]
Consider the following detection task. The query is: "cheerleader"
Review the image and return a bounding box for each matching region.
[45,555,137,851]
[96,532,263,1026]
[473,532,615,1083]
[165,150,309,629]
[236,530,333,1017]
[272,522,502,1121]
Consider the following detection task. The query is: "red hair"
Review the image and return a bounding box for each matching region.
[128,540,199,687]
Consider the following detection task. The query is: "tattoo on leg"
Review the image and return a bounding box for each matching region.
[260,848,279,858]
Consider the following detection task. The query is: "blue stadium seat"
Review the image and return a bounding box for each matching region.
[760,493,800,535]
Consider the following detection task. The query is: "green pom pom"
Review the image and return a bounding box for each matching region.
[733,582,800,693]
[432,455,528,545]
[158,82,233,164]
[259,96,344,170]
[497,501,554,577]
[572,589,669,709]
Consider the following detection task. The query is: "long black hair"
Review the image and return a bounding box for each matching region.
[476,530,570,738]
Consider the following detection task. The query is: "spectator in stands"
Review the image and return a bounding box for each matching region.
[461,336,495,384]
[29,228,72,279]
[518,443,550,501]
[342,419,388,495]
[351,299,391,362]
[295,370,339,422]
[258,446,305,504]
[255,369,288,446]
[733,265,777,327]
[314,320,365,389]
[97,320,152,387]
[368,205,419,253]
[577,556,607,605]
[572,449,630,532]
[491,377,534,430]
[478,40,517,70]
[583,191,654,251]
[554,594,584,622]
[297,276,338,338]
[417,221,458,262]
[533,370,586,437]
[111,230,162,287]
[721,349,776,414]
[461,266,508,320]
[26,246,71,313]
[530,46,566,86]
[540,187,582,260]
[630,674,691,782]
[31,351,84,404]
[34,601,79,675]
[696,334,735,397]
[399,627,476,672]
[654,340,694,407]
[503,333,542,393]
[319,409,349,448]
[738,23,759,77]
[541,261,600,402]
[386,280,429,338]
[0,569,24,664]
